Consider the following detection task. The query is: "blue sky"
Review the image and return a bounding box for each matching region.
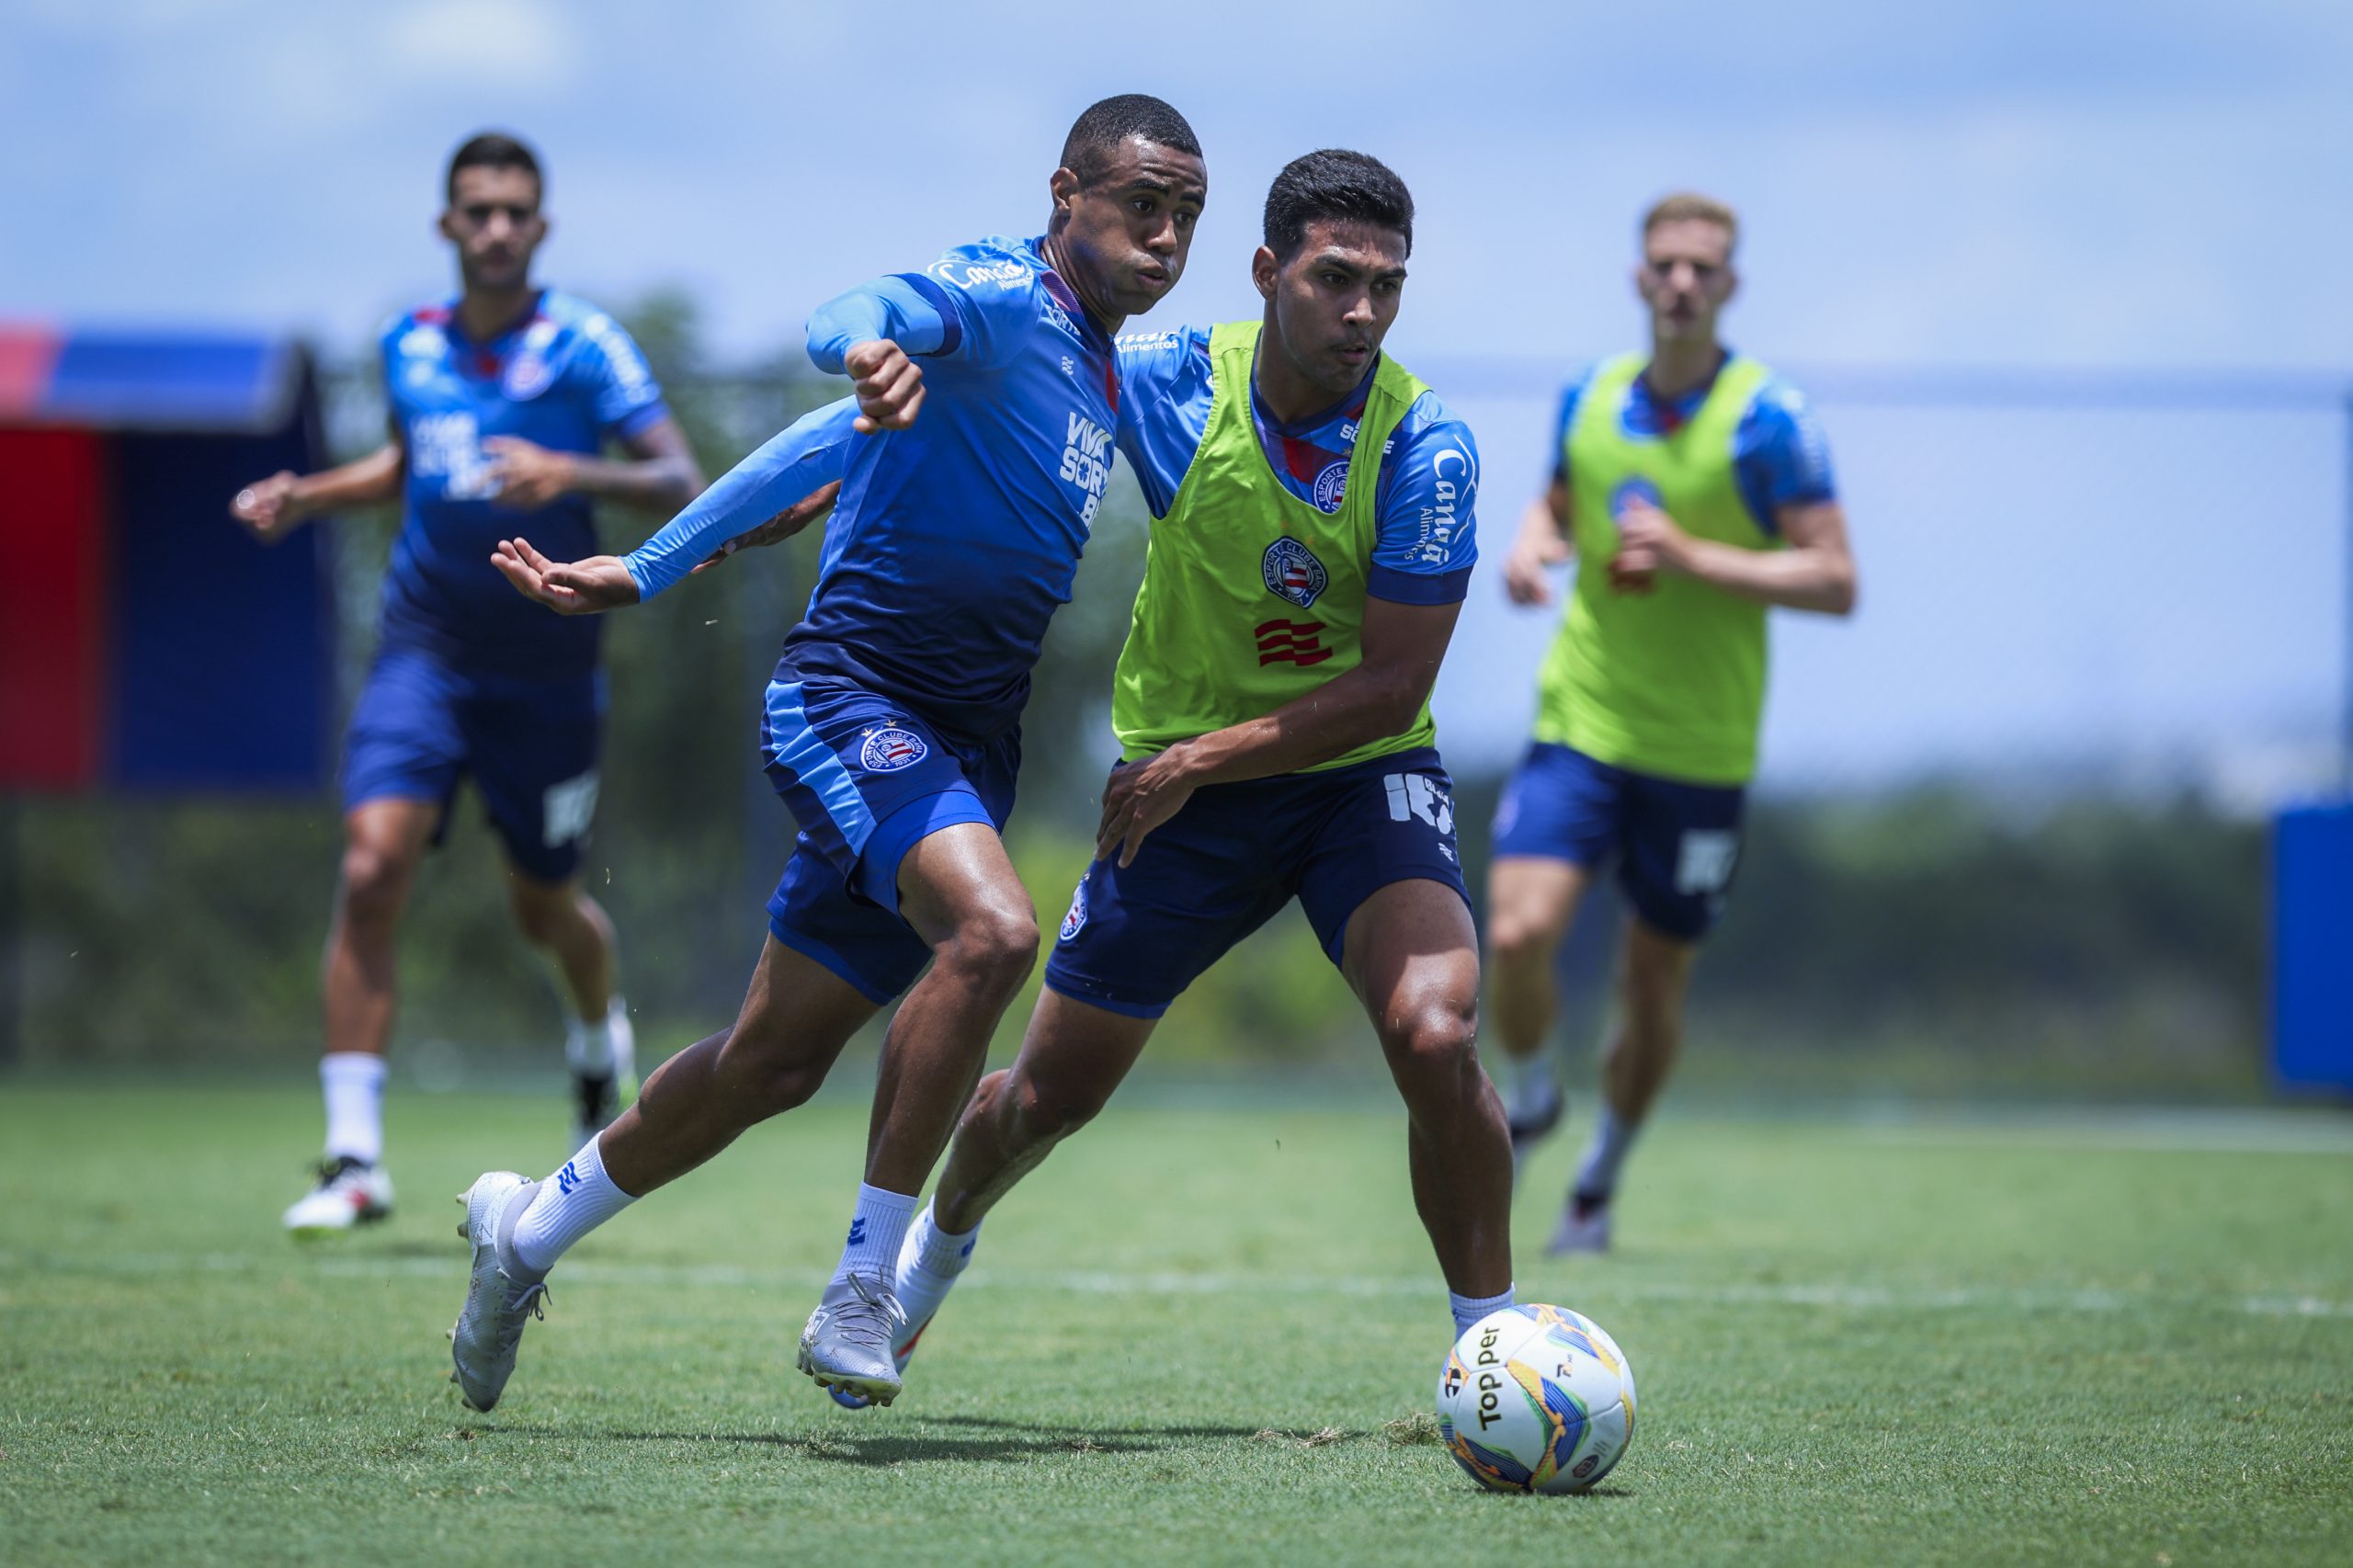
[6,0,2348,793]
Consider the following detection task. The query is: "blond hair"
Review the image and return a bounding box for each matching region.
[1642,192,1739,256]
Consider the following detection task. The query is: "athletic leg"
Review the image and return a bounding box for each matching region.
[1343,877,1515,1313]
[1552,917,1698,1253]
[1484,856,1594,1153]
[506,869,633,1142]
[1483,744,1620,1167]
[449,936,879,1412]
[284,797,436,1235]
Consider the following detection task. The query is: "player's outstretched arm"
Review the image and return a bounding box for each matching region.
[617,397,858,600]
[229,437,404,543]
[1619,496,1858,615]
[806,275,966,433]
[1097,597,1465,866]
[491,537,641,615]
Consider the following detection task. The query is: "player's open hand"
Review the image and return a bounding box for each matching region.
[844,339,926,434]
[483,437,576,510]
[1096,749,1199,868]
[231,472,308,543]
[492,537,641,614]
[1503,532,1570,607]
[692,480,844,574]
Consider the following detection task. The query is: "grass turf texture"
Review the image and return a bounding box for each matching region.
[3,1085,2348,1566]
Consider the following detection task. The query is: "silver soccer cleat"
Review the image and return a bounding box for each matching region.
[797,1270,909,1407]
[448,1172,548,1412]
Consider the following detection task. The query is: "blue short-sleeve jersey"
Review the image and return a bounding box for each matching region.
[379,289,669,680]
[778,235,1123,743]
[1548,353,1834,536]
[1114,325,1479,605]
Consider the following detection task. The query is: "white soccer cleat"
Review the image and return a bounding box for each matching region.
[829,1222,952,1409]
[449,1172,548,1413]
[1547,1192,1613,1256]
[282,1156,394,1237]
[798,1270,909,1407]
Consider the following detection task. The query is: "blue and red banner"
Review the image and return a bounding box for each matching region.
[0,324,333,792]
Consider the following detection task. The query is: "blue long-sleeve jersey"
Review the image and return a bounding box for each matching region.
[773,233,1125,744]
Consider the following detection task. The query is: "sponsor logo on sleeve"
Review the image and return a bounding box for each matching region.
[1261,537,1329,609]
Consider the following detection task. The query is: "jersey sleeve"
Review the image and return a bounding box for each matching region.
[1739,380,1837,516]
[1111,326,1212,518]
[1547,369,1588,484]
[621,397,858,601]
[805,276,955,372]
[806,243,1041,376]
[1369,392,1480,606]
[574,311,670,438]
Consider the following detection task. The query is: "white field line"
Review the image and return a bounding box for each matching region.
[6,1249,2350,1322]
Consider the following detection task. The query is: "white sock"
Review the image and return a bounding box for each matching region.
[893,1200,980,1329]
[830,1183,920,1289]
[320,1052,387,1165]
[510,1132,637,1277]
[1506,1050,1556,1116]
[1574,1104,1638,1204]
[1450,1285,1517,1337]
[565,994,629,1077]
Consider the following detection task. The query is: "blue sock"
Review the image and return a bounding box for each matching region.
[1449,1285,1517,1337]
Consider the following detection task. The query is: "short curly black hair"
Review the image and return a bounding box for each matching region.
[1263,149,1413,261]
[1060,95,1201,188]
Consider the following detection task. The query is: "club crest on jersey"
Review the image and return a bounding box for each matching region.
[1310,460,1349,515]
[501,320,561,400]
[1262,537,1329,609]
[858,726,928,773]
[1057,881,1088,943]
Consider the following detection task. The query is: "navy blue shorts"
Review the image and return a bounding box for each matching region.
[341,648,604,883]
[1043,748,1471,1019]
[1490,742,1745,941]
[761,677,1019,1005]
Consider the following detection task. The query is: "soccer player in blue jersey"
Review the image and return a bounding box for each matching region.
[868,151,1518,1398]
[230,133,703,1237]
[1486,193,1858,1253]
[446,96,1209,1412]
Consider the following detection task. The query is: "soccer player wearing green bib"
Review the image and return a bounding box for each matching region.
[861,153,1516,1392]
[1488,193,1859,1253]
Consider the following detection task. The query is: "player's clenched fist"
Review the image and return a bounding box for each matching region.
[844,338,926,434]
[231,472,308,542]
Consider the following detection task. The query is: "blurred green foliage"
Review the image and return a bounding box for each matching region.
[4,297,2272,1098]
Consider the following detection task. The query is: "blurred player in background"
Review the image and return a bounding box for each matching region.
[882,150,1515,1400]
[229,132,704,1237]
[1486,193,1858,1252]
[445,95,1208,1414]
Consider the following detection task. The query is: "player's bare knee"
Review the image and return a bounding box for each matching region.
[506,883,568,947]
[1386,1002,1482,1100]
[337,840,413,928]
[1488,911,1557,971]
[1008,1068,1107,1145]
[938,904,1040,995]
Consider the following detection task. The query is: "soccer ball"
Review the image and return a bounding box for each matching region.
[1435,1304,1636,1494]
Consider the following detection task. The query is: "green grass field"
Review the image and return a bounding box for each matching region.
[4,1083,2349,1566]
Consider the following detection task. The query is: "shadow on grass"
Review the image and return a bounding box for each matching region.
[492,1424,1164,1465]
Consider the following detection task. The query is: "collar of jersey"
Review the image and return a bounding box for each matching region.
[1631,345,1733,434]
[440,289,549,349]
[1027,237,1114,358]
